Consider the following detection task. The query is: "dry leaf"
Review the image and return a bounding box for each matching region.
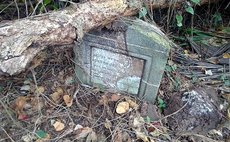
[53,121,65,131]
[110,94,121,102]
[56,87,64,94]
[116,102,129,114]
[227,108,230,119]
[50,87,64,104]
[104,118,112,129]
[133,116,145,131]
[223,53,230,58]
[127,99,138,110]
[50,92,62,103]
[99,95,109,105]
[75,127,93,139]
[63,95,73,107]
[14,96,30,115]
[135,131,149,142]
[35,86,45,94]
[86,131,97,142]
[30,52,46,69]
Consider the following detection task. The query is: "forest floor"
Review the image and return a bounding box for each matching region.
[0,0,230,142]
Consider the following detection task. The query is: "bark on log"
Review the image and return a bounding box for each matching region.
[0,0,218,75]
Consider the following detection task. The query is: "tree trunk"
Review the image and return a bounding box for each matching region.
[0,0,218,75]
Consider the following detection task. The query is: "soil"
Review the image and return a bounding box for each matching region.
[0,0,230,142]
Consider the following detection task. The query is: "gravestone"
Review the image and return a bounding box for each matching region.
[74,19,171,103]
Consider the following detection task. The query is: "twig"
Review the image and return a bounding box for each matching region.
[13,0,20,19]
[30,68,42,115]
[24,0,28,16]
[31,0,42,16]
[0,1,14,14]
[0,127,15,142]
[158,101,189,121]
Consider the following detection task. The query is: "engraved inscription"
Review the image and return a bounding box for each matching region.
[91,47,144,94]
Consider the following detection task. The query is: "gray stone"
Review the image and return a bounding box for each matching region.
[164,87,222,134]
[74,19,171,103]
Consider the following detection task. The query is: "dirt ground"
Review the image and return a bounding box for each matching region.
[0,0,230,142]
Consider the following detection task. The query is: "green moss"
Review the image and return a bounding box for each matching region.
[130,24,171,49]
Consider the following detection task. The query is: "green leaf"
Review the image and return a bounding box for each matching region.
[213,12,222,21]
[224,80,230,87]
[165,65,173,72]
[171,64,177,71]
[185,7,194,15]
[139,7,147,18]
[157,98,166,111]
[36,130,47,139]
[174,77,181,90]
[176,14,183,27]
[43,0,51,5]
[191,0,200,5]
[145,116,151,123]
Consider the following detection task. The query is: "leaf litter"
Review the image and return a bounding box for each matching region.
[0,35,229,142]
[0,2,230,141]
[0,45,171,142]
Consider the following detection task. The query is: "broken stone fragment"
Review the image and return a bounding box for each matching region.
[164,87,222,134]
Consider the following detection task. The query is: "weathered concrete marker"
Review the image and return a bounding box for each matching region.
[74,19,171,102]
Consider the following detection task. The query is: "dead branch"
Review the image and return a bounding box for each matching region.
[0,0,219,75]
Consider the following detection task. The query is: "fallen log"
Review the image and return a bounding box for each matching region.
[0,0,219,75]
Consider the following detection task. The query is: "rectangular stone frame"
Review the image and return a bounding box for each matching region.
[75,19,170,103]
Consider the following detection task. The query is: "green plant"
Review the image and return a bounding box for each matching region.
[221,74,230,87]
[139,7,148,19]
[157,97,166,112]
[175,0,201,28]
[165,64,177,72]
[144,116,151,123]
[39,0,65,13]
[176,14,183,27]
[165,64,182,90]
[212,12,223,28]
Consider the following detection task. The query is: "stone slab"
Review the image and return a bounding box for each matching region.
[74,19,171,103]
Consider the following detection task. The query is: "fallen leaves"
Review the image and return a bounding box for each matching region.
[111,93,121,102]
[9,84,163,142]
[35,86,45,94]
[13,96,44,120]
[127,99,139,110]
[104,118,112,129]
[75,127,97,141]
[227,108,230,119]
[116,99,139,114]
[52,120,65,131]
[14,96,29,113]
[63,95,73,107]
[50,87,64,104]
[116,101,130,114]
